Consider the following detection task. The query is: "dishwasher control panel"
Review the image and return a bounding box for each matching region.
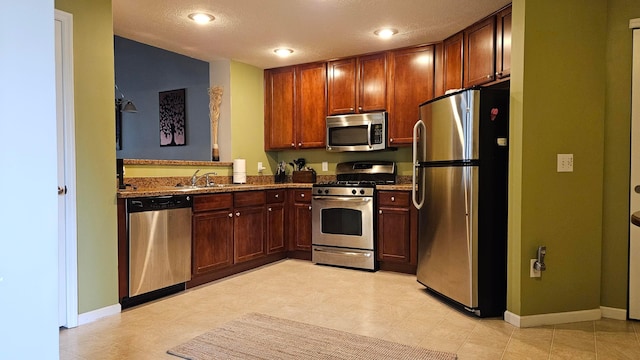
[127,195,192,212]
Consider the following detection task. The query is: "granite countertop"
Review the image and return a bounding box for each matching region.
[117,183,313,198]
[117,182,413,198]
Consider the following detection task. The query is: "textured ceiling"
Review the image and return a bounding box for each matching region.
[113,0,511,69]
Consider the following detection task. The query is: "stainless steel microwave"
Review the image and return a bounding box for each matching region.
[326,112,387,152]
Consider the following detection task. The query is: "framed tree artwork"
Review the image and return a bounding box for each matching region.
[159,88,186,146]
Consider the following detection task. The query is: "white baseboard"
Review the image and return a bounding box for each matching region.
[504,308,601,328]
[600,306,627,320]
[77,303,121,326]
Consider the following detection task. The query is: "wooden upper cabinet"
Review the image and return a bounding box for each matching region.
[328,53,386,115]
[387,45,434,146]
[264,66,295,150]
[442,32,464,94]
[496,6,512,79]
[327,58,357,114]
[464,16,496,87]
[295,62,327,149]
[264,63,326,150]
[358,53,387,113]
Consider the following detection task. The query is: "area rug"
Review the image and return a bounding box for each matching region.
[167,313,457,360]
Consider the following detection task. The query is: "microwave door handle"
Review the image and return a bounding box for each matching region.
[367,122,372,149]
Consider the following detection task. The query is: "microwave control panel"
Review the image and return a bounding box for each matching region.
[371,124,383,144]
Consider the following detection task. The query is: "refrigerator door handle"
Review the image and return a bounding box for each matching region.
[412,120,426,209]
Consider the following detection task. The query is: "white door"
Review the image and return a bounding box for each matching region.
[629,19,640,320]
[55,10,78,328]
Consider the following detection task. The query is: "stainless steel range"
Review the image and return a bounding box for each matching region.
[312,161,396,270]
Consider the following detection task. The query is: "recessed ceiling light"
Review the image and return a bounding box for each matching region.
[374,28,398,39]
[274,48,294,57]
[188,13,215,24]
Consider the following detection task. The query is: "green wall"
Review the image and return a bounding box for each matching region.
[55,0,119,313]
[602,0,640,309]
[509,0,607,316]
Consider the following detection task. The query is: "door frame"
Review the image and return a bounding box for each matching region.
[55,9,78,328]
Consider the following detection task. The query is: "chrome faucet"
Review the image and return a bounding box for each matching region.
[191,169,200,187]
[203,172,218,187]
[191,170,218,187]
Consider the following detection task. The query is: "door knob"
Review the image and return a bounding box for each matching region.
[635,185,640,194]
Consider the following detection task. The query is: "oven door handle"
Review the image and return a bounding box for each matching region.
[312,196,372,202]
[313,247,372,258]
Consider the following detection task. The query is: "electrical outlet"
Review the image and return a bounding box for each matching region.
[322,162,328,172]
[530,259,541,278]
[557,154,573,172]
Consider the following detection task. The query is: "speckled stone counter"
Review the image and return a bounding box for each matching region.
[117,175,413,198]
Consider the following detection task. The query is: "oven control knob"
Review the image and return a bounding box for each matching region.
[317,189,323,194]
[324,189,329,194]
[360,189,365,195]
[352,189,357,195]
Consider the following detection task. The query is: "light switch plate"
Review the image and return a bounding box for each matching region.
[557,154,573,172]
[322,162,328,172]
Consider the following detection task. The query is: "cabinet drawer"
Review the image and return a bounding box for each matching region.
[193,193,233,212]
[377,191,410,207]
[293,189,311,203]
[234,190,266,208]
[266,190,285,204]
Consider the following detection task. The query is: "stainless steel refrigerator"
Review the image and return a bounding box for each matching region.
[412,87,509,317]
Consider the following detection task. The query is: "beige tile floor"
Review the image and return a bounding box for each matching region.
[60,259,640,360]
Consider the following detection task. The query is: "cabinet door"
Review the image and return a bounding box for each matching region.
[293,202,312,250]
[234,205,266,263]
[327,58,357,115]
[377,206,411,262]
[442,32,463,93]
[464,16,496,87]
[264,66,295,150]
[358,53,387,113]
[192,210,234,275]
[266,202,286,254]
[496,6,511,79]
[296,62,327,149]
[387,45,434,146]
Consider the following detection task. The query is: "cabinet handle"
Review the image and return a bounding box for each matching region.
[268,207,272,212]
[350,107,355,111]
[235,212,240,217]
[358,106,362,111]
[496,71,503,77]
[228,213,233,218]
[291,143,295,147]
[300,193,305,198]
[391,196,395,202]
[379,210,382,214]
[487,74,492,79]
[275,194,279,198]
[389,138,394,143]
[308,205,312,210]
[298,142,302,147]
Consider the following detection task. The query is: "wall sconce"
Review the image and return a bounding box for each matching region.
[115,85,137,150]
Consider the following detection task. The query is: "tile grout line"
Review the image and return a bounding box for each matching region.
[547,325,555,360]
[593,320,598,360]
[498,324,515,360]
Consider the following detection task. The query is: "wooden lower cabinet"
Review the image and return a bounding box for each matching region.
[193,209,234,274]
[376,190,418,274]
[233,191,266,263]
[266,190,286,254]
[189,191,282,288]
[288,189,312,259]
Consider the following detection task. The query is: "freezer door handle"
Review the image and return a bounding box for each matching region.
[412,120,426,209]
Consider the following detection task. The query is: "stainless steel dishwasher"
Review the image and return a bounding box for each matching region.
[127,195,192,298]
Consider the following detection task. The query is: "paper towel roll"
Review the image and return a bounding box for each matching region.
[233,159,246,183]
[233,158,246,173]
